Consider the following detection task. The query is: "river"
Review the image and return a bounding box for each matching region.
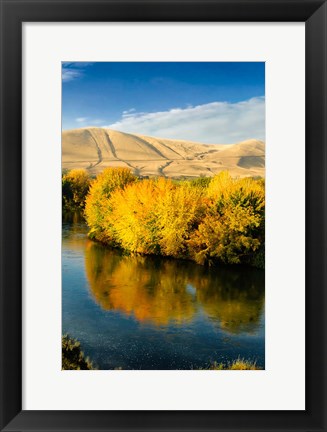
[62,213,265,369]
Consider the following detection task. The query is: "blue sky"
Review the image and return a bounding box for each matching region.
[62,62,265,144]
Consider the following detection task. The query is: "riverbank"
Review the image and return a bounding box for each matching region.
[62,335,261,371]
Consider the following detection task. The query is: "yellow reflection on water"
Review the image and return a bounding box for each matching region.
[85,242,264,332]
[194,274,264,334]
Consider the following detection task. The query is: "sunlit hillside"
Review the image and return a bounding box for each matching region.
[62,127,265,178]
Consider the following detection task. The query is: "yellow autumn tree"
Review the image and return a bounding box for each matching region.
[108,178,204,258]
[155,181,204,258]
[188,172,265,266]
[84,167,137,242]
[109,178,160,254]
[84,168,265,268]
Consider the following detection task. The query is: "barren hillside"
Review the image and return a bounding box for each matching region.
[62,128,265,178]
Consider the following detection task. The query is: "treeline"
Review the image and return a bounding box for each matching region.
[72,167,265,268]
[62,168,264,267]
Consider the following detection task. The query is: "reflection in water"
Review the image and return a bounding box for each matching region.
[85,245,196,325]
[62,215,265,369]
[196,273,264,334]
[62,211,88,251]
[85,242,264,333]
[62,210,85,224]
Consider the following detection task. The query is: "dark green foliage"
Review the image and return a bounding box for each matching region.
[62,335,93,370]
[249,244,265,269]
[188,176,212,189]
[62,169,91,211]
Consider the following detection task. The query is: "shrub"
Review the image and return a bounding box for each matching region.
[84,169,265,268]
[108,178,204,258]
[84,167,137,242]
[62,169,91,210]
[109,178,161,254]
[154,181,204,258]
[188,176,212,189]
[188,172,265,266]
[62,335,93,370]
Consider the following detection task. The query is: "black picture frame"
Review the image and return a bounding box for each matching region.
[0,0,326,431]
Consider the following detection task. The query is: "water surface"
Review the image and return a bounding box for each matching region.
[62,214,265,369]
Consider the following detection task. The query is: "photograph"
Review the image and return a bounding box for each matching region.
[62,61,265,370]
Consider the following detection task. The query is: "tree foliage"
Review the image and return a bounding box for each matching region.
[62,169,91,210]
[84,167,137,242]
[84,169,265,268]
[189,172,265,265]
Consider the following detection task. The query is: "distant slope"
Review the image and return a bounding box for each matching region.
[62,128,265,178]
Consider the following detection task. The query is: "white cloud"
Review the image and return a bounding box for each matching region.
[62,62,93,82]
[75,117,105,125]
[106,97,265,144]
[122,108,136,116]
[62,69,83,82]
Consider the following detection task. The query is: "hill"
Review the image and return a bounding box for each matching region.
[62,128,265,178]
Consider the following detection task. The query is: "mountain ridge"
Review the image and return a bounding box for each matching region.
[62,127,265,178]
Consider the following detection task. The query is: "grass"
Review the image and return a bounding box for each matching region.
[208,358,261,370]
